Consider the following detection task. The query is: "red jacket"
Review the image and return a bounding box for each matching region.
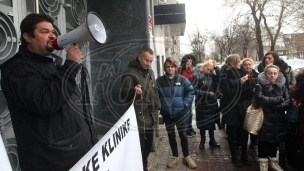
[178,67,193,83]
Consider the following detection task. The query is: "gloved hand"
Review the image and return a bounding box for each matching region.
[271,104,282,111]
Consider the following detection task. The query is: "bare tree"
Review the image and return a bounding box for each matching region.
[244,0,268,61]
[286,0,304,32]
[227,15,256,59]
[188,27,207,63]
[211,25,239,63]
[223,0,296,60]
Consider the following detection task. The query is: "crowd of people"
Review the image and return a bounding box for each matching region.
[159,51,304,171]
[1,12,304,171]
[126,50,304,171]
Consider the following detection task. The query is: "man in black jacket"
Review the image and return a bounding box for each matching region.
[0,13,98,171]
[120,47,160,171]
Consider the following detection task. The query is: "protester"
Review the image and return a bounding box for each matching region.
[120,47,160,171]
[178,54,199,137]
[0,13,98,171]
[193,60,220,149]
[241,58,259,149]
[280,61,298,168]
[219,54,250,166]
[290,69,304,157]
[254,64,291,171]
[157,57,196,169]
[257,51,290,168]
[257,51,289,89]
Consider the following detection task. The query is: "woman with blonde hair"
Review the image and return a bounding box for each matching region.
[193,60,220,149]
[254,64,291,171]
[240,58,259,149]
[219,54,250,166]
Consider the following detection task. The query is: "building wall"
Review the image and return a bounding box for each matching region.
[0,0,155,169]
[87,0,152,135]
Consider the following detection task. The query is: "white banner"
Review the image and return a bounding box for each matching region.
[0,134,12,171]
[70,104,143,171]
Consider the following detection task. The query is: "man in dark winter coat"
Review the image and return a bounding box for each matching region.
[0,13,98,171]
[120,47,160,171]
[157,57,196,169]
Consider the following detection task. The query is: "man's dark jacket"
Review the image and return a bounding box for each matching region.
[120,58,160,132]
[0,46,98,171]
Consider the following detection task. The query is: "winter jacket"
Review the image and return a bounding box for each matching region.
[291,85,304,138]
[157,73,194,118]
[255,72,291,143]
[219,65,247,125]
[193,67,220,130]
[120,58,160,132]
[238,69,259,121]
[178,54,200,82]
[0,45,98,171]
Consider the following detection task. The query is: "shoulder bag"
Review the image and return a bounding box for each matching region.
[243,104,263,135]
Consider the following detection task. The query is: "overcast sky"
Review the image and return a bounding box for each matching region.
[177,0,226,54]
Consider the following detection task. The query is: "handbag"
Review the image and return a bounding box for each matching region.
[243,104,264,135]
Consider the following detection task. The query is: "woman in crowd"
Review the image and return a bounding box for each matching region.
[219,54,250,166]
[178,54,200,137]
[254,64,291,171]
[240,58,259,149]
[193,60,220,149]
[290,70,304,156]
[257,51,289,89]
[257,51,290,168]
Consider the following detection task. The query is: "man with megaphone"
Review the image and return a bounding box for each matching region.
[0,13,98,171]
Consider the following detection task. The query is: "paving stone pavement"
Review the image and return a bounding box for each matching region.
[147,115,300,171]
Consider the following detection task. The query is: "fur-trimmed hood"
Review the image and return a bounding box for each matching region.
[258,72,286,94]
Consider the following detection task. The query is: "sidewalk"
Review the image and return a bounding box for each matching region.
[147,115,300,171]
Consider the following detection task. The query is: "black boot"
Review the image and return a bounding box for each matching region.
[209,138,220,148]
[241,154,251,166]
[187,126,196,137]
[199,141,205,149]
[189,126,196,134]
[231,155,242,166]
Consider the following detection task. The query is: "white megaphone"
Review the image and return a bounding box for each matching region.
[52,12,107,50]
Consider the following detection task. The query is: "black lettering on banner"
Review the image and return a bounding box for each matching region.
[92,151,100,171]
[114,128,121,146]
[120,125,124,138]
[82,159,91,171]
[108,138,114,154]
[112,134,116,148]
[123,122,128,135]
[101,118,131,162]
[102,141,109,162]
[127,118,130,131]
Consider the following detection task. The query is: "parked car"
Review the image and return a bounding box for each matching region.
[292,65,304,75]
[253,61,261,73]
[196,63,203,69]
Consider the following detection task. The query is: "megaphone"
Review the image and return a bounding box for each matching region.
[52,12,107,50]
